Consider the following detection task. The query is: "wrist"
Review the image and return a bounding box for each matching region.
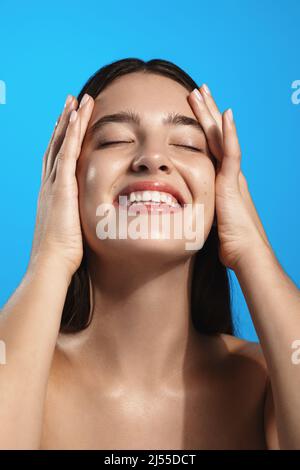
[233,237,276,276]
[27,253,74,287]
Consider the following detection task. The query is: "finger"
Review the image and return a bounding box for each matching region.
[43,95,73,179]
[199,84,223,130]
[51,109,81,186]
[51,94,94,185]
[45,95,77,177]
[41,113,62,183]
[221,108,241,184]
[188,89,223,162]
[45,95,78,178]
[76,93,95,143]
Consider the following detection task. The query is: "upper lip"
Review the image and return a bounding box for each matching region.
[114,180,186,206]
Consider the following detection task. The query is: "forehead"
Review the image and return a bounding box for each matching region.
[89,72,194,127]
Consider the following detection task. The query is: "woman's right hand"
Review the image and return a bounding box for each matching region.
[29,93,94,280]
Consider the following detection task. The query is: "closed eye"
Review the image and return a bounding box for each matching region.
[97,140,133,148]
[173,144,202,153]
[96,141,203,153]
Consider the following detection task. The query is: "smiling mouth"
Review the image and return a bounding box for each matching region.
[113,190,183,213]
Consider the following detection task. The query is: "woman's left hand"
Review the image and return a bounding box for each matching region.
[188,85,272,271]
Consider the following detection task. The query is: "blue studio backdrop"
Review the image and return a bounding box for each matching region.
[0,0,299,342]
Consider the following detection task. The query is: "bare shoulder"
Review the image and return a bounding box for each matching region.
[217,335,279,449]
[214,333,270,395]
[219,333,268,370]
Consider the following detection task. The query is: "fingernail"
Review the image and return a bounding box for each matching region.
[192,88,203,102]
[202,83,211,95]
[79,93,90,108]
[64,94,73,109]
[70,110,78,123]
[227,108,234,122]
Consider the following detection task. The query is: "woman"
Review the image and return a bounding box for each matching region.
[1,58,299,450]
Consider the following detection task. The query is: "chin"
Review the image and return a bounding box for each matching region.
[88,236,200,266]
[81,206,209,263]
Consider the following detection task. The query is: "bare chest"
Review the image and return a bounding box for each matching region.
[40,378,266,450]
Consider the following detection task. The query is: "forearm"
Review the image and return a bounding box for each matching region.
[0,259,72,449]
[234,241,300,448]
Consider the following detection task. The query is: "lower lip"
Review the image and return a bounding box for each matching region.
[113,201,182,214]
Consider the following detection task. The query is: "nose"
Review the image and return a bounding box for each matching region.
[131,147,172,175]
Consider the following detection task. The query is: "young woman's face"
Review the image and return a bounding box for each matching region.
[76,72,216,262]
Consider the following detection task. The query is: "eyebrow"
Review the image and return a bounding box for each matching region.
[86,110,205,138]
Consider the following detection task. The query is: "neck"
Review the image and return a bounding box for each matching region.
[60,249,204,389]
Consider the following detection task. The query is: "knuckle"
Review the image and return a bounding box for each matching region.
[56,151,65,162]
[53,134,64,148]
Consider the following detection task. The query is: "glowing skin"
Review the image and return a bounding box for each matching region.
[76,72,215,261]
[69,71,216,388]
[1,70,300,450]
[39,74,269,449]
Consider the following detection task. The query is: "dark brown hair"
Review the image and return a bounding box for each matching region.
[60,58,236,336]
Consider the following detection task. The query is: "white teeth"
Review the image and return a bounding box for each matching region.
[142,191,151,201]
[123,190,181,207]
[166,195,172,206]
[152,191,161,202]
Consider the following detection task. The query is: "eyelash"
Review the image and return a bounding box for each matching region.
[97,141,202,152]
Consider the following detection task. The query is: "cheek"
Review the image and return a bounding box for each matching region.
[186,159,216,232]
[76,154,118,243]
[186,158,215,205]
[77,153,118,202]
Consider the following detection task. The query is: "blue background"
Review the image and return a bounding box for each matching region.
[0,0,299,342]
